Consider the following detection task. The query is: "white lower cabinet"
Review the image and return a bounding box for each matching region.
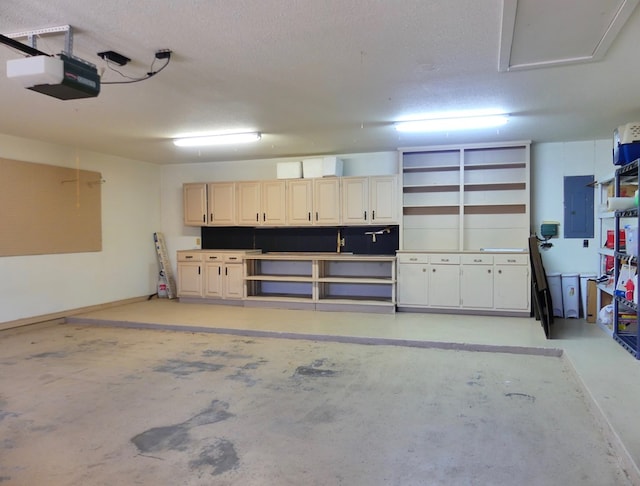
[177,252,204,297]
[461,255,493,309]
[428,254,460,308]
[203,253,245,299]
[397,251,530,315]
[178,250,257,301]
[494,254,530,311]
[397,254,429,306]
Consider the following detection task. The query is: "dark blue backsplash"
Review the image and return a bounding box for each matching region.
[201,226,399,255]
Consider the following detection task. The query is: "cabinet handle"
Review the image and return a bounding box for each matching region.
[422,268,426,272]
[441,258,449,262]
[203,214,206,223]
[308,212,311,221]
[507,259,516,263]
[256,213,259,222]
[364,210,367,221]
[229,257,238,260]
[210,213,214,221]
[432,268,436,272]
[409,257,418,261]
[498,269,502,274]
[372,210,375,220]
[185,255,193,259]
[225,268,228,276]
[473,259,481,262]
[316,211,319,221]
[263,212,266,222]
[198,266,201,275]
[488,269,491,274]
[218,267,221,275]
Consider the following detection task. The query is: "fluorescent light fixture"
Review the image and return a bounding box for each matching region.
[395,114,509,132]
[173,132,261,147]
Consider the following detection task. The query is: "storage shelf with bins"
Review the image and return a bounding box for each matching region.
[596,174,615,335]
[613,159,640,359]
[400,142,530,252]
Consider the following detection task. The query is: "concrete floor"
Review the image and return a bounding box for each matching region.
[1,300,639,485]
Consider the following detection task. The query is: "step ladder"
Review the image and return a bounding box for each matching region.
[153,232,177,299]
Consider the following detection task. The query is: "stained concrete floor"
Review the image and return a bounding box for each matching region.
[1,300,640,485]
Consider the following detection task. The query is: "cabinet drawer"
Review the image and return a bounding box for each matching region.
[461,254,493,265]
[397,253,429,264]
[177,251,203,262]
[203,253,223,262]
[224,253,244,263]
[430,254,460,264]
[494,254,528,265]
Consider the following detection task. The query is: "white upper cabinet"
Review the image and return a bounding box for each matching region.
[207,182,236,225]
[183,183,207,226]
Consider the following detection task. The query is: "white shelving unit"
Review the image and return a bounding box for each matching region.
[596,175,616,335]
[244,253,396,313]
[399,142,530,251]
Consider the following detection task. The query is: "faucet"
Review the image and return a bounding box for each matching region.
[364,227,391,242]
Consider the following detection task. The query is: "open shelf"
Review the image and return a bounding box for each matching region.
[400,142,530,252]
[244,253,397,313]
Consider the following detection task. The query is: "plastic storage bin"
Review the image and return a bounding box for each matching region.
[547,272,563,318]
[579,273,597,319]
[561,273,580,318]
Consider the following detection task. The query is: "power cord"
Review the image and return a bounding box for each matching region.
[101,49,171,85]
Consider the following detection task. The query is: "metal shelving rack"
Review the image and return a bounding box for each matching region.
[613,159,640,359]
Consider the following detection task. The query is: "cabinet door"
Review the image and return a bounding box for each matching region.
[207,182,235,225]
[288,179,314,226]
[397,263,429,306]
[341,177,368,224]
[428,264,460,308]
[461,264,493,308]
[494,264,530,311]
[262,180,287,225]
[313,178,341,225]
[236,181,261,225]
[224,264,245,299]
[204,262,224,298]
[177,262,203,297]
[370,176,398,224]
[183,183,207,226]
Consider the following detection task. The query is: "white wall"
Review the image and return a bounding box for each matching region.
[159,151,398,272]
[0,134,161,324]
[1,135,614,323]
[531,139,613,275]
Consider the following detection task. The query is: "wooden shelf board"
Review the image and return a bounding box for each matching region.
[404,185,460,193]
[464,162,526,170]
[403,206,459,216]
[464,182,526,191]
[245,275,313,282]
[403,165,459,173]
[463,204,526,215]
[317,277,395,284]
[246,294,313,301]
[318,296,394,304]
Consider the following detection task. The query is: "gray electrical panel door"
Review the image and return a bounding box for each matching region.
[563,175,594,238]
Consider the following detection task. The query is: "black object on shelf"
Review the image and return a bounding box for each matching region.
[612,158,640,359]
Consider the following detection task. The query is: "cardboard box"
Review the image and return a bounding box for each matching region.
[277,161,302,179]
[302,156,344,178]
[607,183,638,197]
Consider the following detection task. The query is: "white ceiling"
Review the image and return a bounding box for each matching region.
[1,0,640,165]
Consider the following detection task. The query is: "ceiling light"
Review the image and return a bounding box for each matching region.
[395,114,509,133]
[173,132,261,147]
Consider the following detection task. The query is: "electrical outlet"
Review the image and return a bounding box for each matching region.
[196,237,201,246]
